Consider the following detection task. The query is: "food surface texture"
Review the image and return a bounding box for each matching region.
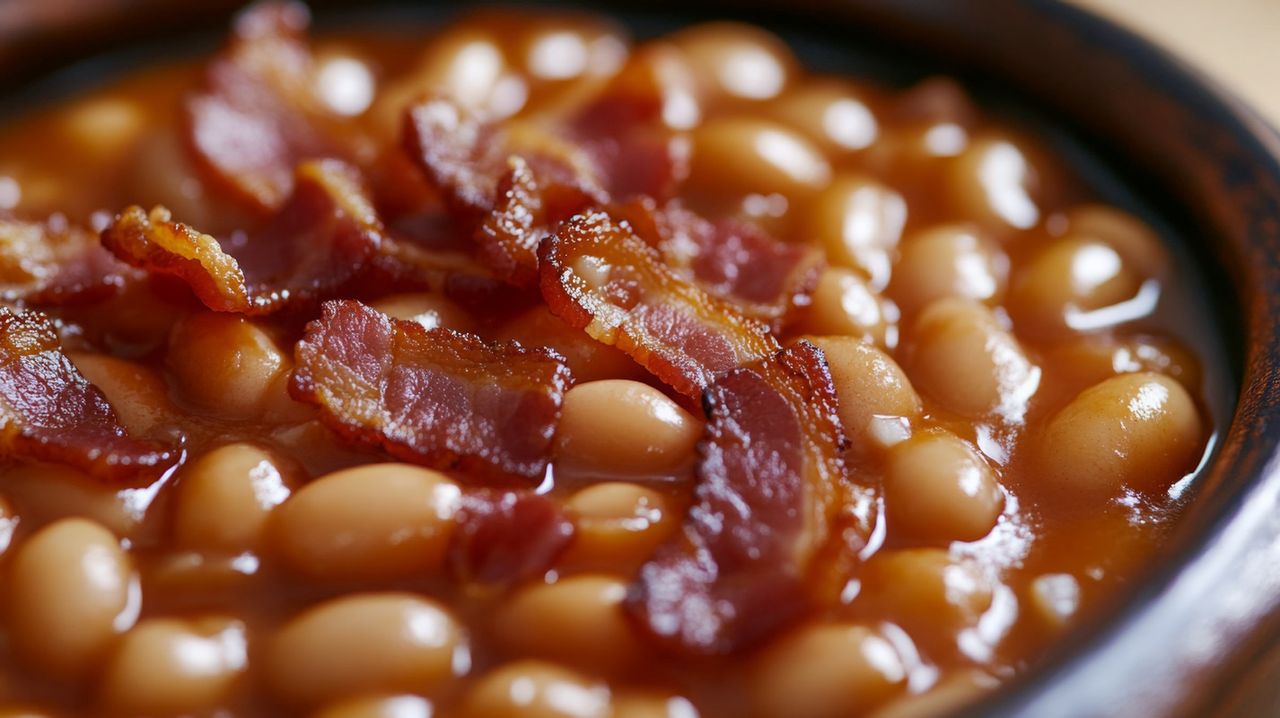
[0,3,1222,717]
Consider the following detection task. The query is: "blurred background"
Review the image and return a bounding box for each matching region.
[1073,0,1279,124]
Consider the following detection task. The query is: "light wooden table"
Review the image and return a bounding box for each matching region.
[1072,0,1280,126]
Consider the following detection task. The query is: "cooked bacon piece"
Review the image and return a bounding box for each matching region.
[614,198,822,327]
[360,232,480,292]
[102,207,246,312]
[187,1,351,211]
[566,46,690,202]
[442,270,542,323]
[405,87,681,212]
[290,300,572,480]
[0,309,177,481]
[627,341,859,654]
[0,218,133,305]
[402,98,503,215]
[474,159,544,286]
[404,97,603,217]
[102,160,382,315]
[402,84,691,288]
[580,127,684,204]
[357,235,541,322]
[403,99,601,286]
[449,490,575,584]
[539,209,778,398]
[475,156,605,288]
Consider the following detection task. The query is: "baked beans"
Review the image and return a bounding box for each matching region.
[0,7,1222,717]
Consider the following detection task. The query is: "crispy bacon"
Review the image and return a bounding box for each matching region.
[187,1,352,211]
[0,218,133,305]
[474,159,545,286]
[539,209,778,398]
[627,341,859,654]
[449,490,575,584]
[584,128,685,204]
[357,235,541,322]
[403,99,601,286]
[289,300,572,480]
[566,46,689,202]
[476,156,607,288]
[102,160,382,315]
[404,98,604,217]
[402,94,684,288]
[0,309,177,481]
[402,98,503,215]
[613,198,822,327]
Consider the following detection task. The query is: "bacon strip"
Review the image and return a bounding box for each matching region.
[0,218,132,305]
[449,490,575,584]
[627,341,858,654]
[474,159,546,286]
[356,235,541,323]
[577,128,683,204]
[0,309,177,481]
[290,300,572,481]
[402,98,503,215]
[565,46,689,202]
[539,209,777,398]
[187,1,352,212]
[401,93,685,289]
[613,199,822,327]
[403,98,601,286]
[476,156,609,288]
[404,98,605,216]
[102,160,382,315]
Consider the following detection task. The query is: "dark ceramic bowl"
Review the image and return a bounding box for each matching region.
[4,2,1280,716]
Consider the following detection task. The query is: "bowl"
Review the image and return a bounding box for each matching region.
[3,1,1279,716]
